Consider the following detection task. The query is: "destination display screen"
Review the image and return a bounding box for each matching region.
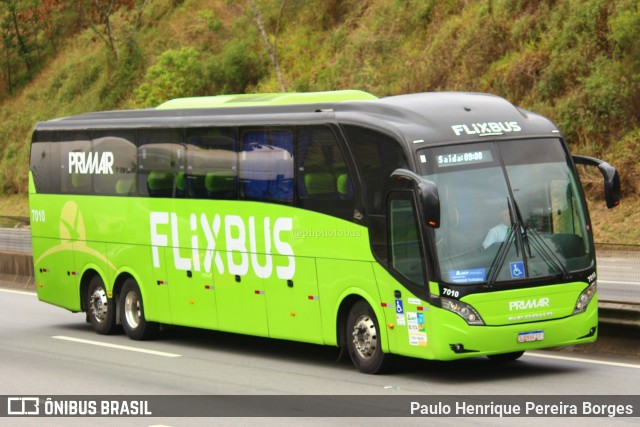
[436,149,493,167]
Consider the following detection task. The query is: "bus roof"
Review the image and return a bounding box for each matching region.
[155,90,378,109]
[34,91,561,146]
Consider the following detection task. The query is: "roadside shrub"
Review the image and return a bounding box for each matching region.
[609,1,640,63]
[134,47,206,107]
[581,58,634,136]
[205,40,268,94]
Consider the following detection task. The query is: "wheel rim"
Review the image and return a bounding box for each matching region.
[89,287,109,323]
[124,290,141,329]
[351,314,378,359]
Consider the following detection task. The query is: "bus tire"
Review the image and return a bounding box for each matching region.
[86,275,117,335]
[120,278,158,340]
[346,300,388,374]
[487,351,525,362]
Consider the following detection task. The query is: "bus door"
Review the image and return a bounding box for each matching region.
[373,170,440,358]
[378,190,433,357]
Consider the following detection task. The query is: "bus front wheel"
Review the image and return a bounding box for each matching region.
[119,278,159,340]
[346,300,388,374]
[86,275,117,335]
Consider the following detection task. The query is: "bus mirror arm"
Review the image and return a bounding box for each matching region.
[389,169,440,228]
[572,155,621,209]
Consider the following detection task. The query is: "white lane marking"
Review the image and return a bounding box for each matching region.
[53,335,182,358]
[0,288,36,296]
[527,351,640,369]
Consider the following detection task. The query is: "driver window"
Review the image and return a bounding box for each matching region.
[389,196,425,286]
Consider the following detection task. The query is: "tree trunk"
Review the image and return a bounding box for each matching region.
[247,0,286,92]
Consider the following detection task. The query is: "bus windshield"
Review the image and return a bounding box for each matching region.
[419,138,593,285]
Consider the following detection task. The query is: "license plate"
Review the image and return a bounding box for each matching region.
[518,330,544,343]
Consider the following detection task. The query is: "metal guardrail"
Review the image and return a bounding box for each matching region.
[0,227,32,253]
[595,244,640,304]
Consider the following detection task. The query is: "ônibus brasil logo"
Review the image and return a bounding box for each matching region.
[150,212,295,280]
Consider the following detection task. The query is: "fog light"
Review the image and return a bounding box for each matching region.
[450,344,464,353]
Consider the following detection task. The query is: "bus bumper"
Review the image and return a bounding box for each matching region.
[428,301,598,360]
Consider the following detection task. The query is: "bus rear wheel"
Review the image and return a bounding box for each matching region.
[119,278,159,340]
[86,275,117,335]
[346,300,388,374]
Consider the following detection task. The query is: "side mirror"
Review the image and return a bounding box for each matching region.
[572,155,621,209]
[389,169,440,227]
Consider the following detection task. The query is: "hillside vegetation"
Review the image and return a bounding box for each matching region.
[1,0,638,243]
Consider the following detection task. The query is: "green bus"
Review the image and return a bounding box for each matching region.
[29,90,620,373]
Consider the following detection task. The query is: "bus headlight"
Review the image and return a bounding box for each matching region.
[440,297,485,325]
[573,282,597,315]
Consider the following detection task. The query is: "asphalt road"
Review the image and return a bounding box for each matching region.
[1,287,639,427]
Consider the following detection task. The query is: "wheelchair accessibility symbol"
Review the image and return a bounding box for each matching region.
[510,261,525,278]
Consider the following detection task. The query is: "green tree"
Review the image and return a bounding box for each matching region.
[78,0,148,60]
[0,0,67,97]
[134,47,206,107]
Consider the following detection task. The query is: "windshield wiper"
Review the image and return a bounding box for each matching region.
[522,226,569,278]
[512,199,531,259]
[512,196,569,279]
[509,195,569,278]
[486,198,518,285]
[486,225,516,285]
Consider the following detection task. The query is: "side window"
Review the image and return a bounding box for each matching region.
[389,195,425,286]
[138,129,184,197]
[186,128,238,199]
[92,131,137,196]
[344,126,409,215]
[30,131,52,194]
[60,132,92,195]
[240,128,293,203]
[297,126,355,220]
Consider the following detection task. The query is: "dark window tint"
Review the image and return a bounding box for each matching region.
[343,126,408,215]
[59,132,92,194]
[240,128,293,202]
[389,196,425,286]
[297,126,354,220]
[92,131,137,196]
[30,132,53,193]
[138,129,184,197]
[186,128,237,199]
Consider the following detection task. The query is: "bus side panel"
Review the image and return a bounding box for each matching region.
[106,243,172,325]
[265,256,323,344]
[164,247,217,330]
[73,239,109,292]
[316,259,386,349]
[371,264,436,360]
[214,255,269,337]
[32,236,80,312]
